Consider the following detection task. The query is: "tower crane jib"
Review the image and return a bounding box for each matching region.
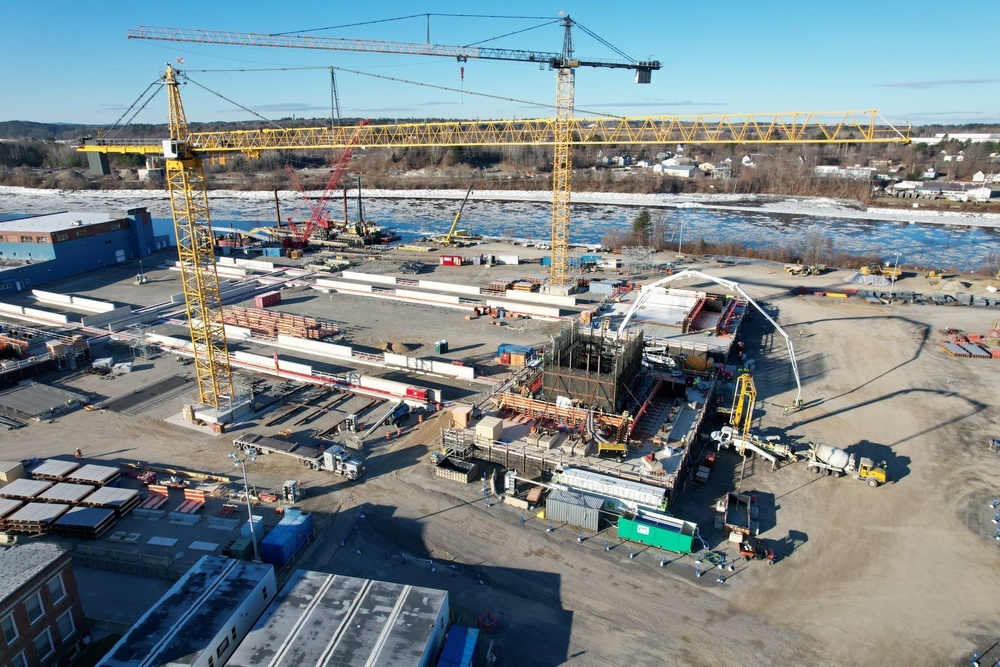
[128,19,661,291]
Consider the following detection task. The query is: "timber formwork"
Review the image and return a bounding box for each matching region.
[493,393,630,442]
[540,325,643,413]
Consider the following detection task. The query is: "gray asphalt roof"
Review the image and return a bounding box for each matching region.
[0,542,66,603]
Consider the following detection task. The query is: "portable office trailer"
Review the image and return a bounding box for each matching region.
[554,467,667,511]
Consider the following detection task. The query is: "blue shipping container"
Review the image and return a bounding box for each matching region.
[260,509,314,566]
[497,343,535,357]
[582,254,602,263]
[437,627,479,667]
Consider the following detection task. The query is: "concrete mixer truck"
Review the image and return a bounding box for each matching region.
[805,443,887,487]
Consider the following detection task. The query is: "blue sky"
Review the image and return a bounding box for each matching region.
[2,0,998,126]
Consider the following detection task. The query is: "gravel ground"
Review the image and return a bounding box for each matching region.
[2,257,999,666]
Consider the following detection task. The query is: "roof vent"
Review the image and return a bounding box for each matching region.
[71,220,83,226]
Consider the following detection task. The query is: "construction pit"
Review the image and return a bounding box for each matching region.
[2,244,1000,666]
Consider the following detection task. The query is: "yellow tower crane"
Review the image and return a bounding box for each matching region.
[78,67,910,411]
[162,65,233,410]
[127,18,660,291]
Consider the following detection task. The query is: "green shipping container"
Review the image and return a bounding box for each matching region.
[617,513,697,554]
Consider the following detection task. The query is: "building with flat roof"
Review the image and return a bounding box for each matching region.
[0,208,169,295]
[227,570,450,667]
[98,556,275,667]
[0,542,88,667]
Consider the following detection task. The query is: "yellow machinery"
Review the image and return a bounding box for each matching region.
[729,372,757,454]
[78,65,910,410]
[440,186,474,247]
[126,22,909,291]
[163,66,233,409]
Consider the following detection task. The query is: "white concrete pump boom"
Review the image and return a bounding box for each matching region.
[615,269,803,405]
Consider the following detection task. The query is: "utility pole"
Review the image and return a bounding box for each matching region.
[229,451,260,562]
[888,251,901,302]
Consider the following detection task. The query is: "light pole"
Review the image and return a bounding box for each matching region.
[888,251,901,303]
[229,451,260,562]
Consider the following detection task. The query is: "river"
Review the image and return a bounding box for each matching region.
[1,187,998,271]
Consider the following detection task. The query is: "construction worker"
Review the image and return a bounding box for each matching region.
[74,448,82,459]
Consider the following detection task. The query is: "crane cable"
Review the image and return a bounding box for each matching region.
[179,73,286,130]
[273,13,558,37]
[462,20,561,48]
[104,79,162,141]
[186,65,625,119]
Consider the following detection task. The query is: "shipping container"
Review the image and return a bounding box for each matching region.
[545,489,605,531]
[254,290,282,309]
[581,254,603,263]
[589,280,622,295]
[439,255,463,266]
[495,255,519,265]
[405,387,429,402]
[499,352,511,364]
[260,508,314,567]
[497,343,535,357]
[437,626,480,667]
[617,512,697,553]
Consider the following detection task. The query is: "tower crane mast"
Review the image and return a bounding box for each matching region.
[162,66,234,409]
[128,18,661,290]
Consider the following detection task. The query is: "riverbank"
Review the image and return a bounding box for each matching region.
[2,185,999,230]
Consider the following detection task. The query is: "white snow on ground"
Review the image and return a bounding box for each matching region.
[2,185,999,228]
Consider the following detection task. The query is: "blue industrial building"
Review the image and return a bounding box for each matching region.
[0,208,169,295]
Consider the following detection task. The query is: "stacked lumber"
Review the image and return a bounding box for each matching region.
[223,306,339,340]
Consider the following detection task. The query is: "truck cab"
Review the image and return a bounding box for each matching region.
[855,457,888,487]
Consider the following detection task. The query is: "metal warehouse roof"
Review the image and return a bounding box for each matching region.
[100,556,275,667]
[228,570,449,667]
[0,211,120,234]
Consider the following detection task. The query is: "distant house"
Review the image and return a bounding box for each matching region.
[972,171,1000,184]
[942,151,965,162]
[922,166,940,179]
[741,154,757,168]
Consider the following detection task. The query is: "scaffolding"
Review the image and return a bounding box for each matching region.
[126,323,155,359]
[620,246,656,275]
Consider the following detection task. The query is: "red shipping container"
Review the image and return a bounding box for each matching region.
[500,352,511,364]
[439,255,462,266]
[405,387,428,401]
[254,290,282,308]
